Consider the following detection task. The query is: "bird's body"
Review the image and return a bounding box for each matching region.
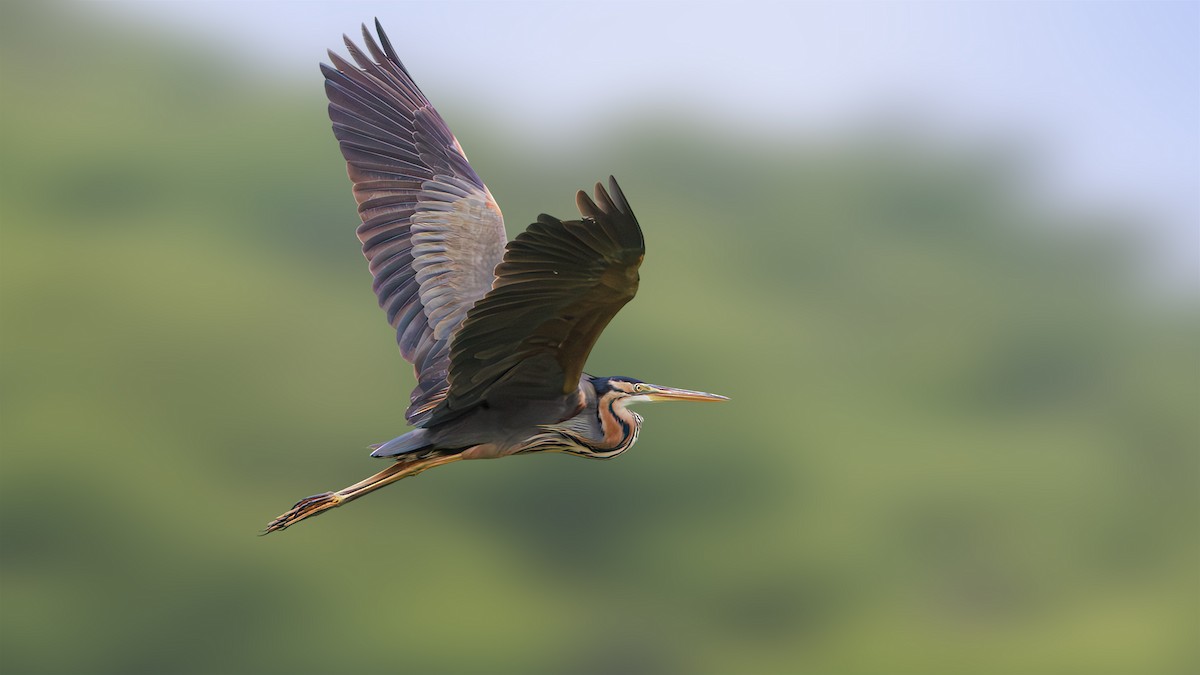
[377,377,624,459]
[264,21,725,534]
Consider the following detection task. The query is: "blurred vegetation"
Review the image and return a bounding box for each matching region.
[1,3,1197,674]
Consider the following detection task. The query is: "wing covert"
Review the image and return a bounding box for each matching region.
[323,20,507,426]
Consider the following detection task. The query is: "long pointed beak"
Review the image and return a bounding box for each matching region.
[644,384,729,402]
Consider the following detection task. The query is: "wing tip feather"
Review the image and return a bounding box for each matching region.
[593,181,619,214]
[576,190,600,219]
[374,18,401,64]
[607,175,631,213]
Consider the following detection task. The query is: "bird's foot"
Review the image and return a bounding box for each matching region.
[263,491,343,534]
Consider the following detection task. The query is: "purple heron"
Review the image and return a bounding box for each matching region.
[265,21,726,534]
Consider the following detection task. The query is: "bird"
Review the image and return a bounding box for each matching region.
[264,20,727,534]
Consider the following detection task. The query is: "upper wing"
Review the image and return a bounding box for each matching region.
[322,20,507,426]
[421,177,645,427]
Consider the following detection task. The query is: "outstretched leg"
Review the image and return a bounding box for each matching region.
[263,452,462,534]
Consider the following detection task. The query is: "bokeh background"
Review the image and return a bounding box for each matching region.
[1,1,1197,674]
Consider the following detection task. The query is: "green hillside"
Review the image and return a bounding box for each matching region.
[1,4,1196,674]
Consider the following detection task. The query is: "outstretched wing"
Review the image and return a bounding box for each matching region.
[422,177,645,427]
[323,20,507,426]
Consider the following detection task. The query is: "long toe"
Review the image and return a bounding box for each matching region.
[263,492,342,534]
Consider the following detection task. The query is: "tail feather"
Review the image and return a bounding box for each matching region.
[369,428,432,457]
[262,450,460,534]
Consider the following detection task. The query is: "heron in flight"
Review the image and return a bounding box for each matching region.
[265,21,727,534]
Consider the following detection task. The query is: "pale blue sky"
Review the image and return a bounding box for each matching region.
[103,1,1198,287]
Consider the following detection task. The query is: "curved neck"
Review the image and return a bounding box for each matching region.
[552,389,641,459]
[594,391,642,454]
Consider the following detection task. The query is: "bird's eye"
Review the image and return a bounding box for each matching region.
[634,383,650,393]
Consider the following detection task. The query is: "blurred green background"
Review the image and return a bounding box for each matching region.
[1,2,1197,674]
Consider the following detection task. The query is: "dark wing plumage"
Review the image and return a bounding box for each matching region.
[322,20,507,426]
[421,178,645,426]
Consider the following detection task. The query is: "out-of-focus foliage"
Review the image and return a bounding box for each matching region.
[1,4,1196,674]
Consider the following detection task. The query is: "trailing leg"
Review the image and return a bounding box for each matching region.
[263,451,461,534]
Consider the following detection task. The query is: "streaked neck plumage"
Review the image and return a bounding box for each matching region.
[526,379,643,459]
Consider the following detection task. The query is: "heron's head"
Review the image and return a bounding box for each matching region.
[590,376,728,406]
